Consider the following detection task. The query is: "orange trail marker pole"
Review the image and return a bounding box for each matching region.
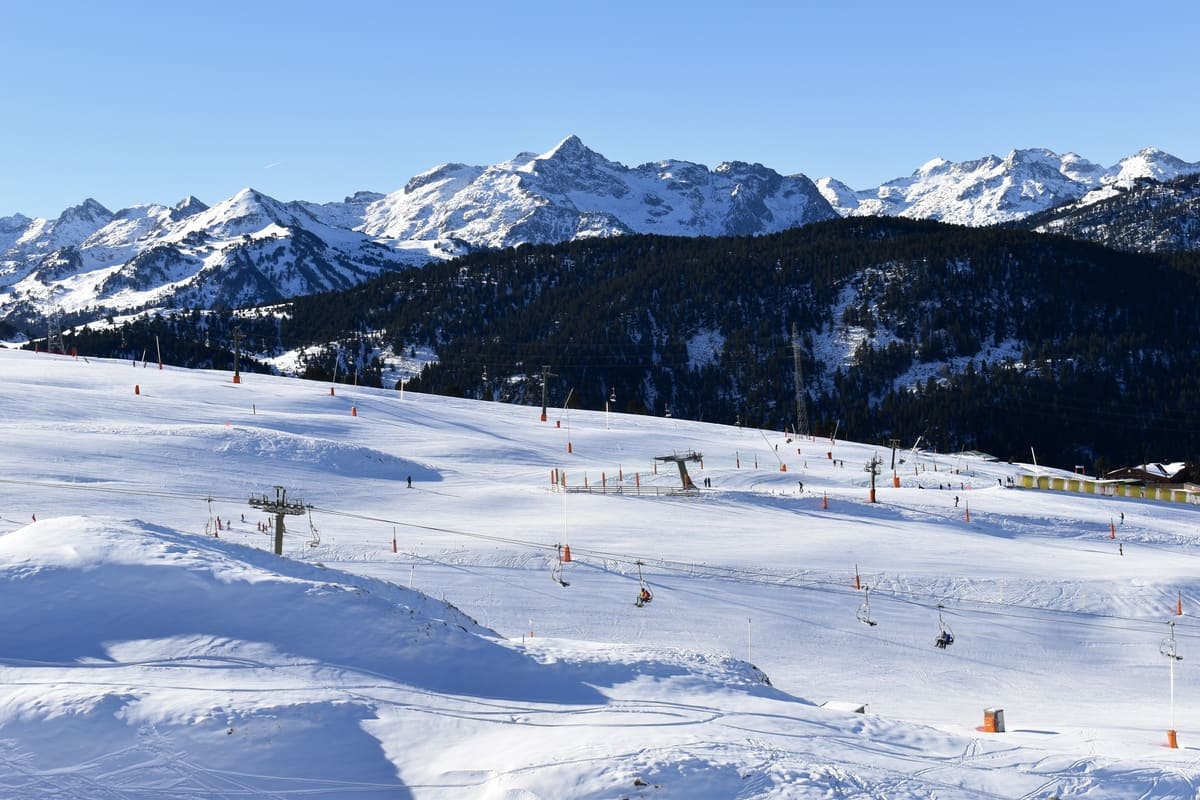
[1110,519,1116,539]
[855,565,861,590]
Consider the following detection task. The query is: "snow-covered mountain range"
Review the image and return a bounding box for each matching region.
[2,136,1198,333]
[816,146,1200,225]
[349,134,837,247]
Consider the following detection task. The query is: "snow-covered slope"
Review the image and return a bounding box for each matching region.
[818,146,1200,224]
[0,348,1197,798]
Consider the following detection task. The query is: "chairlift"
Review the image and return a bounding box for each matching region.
[552,544,570,587]
[205,497,217,537]
[634,560,653,607]
[307,509,320,548]
[934,604,955,649]
[856,586,877,626]
[1161,620,1183,661]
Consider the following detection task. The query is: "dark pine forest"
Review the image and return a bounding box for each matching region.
[63,217,1200,476]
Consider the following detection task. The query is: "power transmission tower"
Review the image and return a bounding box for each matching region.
[46,308,67,355]
[249,485,309,555]
[791,323,810,437]
[539,365,557,422]
[232,325,242,384]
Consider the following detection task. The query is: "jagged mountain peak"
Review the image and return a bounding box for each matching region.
[1109,147,1200,186]
[542,133,591,159]
[0,212,32,231]
[173,195,208,214]
[59,197,113,224]
[915,157,951,177]
[524,135,623,182]
[1003,147,1059,165]
[714,160,773,176]
[343,190,385,204]
[163,187,310,246]
[230,186,269,205]
[403,162,484,195]
[225,187,312,223]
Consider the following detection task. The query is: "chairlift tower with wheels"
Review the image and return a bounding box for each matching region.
[249,485,309,555]
[655,451,703,493]
[865,455,882,503]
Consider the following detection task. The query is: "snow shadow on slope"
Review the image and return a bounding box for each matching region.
[0,517,601,705]
[0,697,413,800]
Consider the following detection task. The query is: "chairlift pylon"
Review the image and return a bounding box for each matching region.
[634,560,653,607]
[856,586,878,627]
[934,603,955,649]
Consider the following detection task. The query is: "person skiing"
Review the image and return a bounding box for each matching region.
[407,475,412,488]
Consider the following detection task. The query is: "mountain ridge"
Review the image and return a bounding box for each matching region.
[2,137,1199,337]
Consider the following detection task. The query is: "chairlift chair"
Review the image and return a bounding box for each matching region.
[634,560,653,607]
[307,509,320,548]
[1161,620,1183,661]
[552,544,570,587]
[856,586,878,626]
[934,604,955,649]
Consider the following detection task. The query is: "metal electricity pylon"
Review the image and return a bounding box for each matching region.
[791,323,810,438]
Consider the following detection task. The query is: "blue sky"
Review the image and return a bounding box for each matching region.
[2,0,1197,219]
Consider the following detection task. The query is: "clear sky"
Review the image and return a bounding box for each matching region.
[2,0,1197,219]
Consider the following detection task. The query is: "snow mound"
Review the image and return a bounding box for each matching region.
[0,516,830,798]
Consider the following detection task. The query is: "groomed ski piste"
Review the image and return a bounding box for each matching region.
[0,347,1196,799]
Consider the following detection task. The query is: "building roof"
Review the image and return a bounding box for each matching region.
[1104,462,1188,482]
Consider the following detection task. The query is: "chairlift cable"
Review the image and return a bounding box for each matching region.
[7,476,1199,640]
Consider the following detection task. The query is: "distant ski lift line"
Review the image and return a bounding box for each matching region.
[2,475,1197,639]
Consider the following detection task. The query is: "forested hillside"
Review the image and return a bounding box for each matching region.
[1020,172,1200,253]
[62,217,1200,473]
